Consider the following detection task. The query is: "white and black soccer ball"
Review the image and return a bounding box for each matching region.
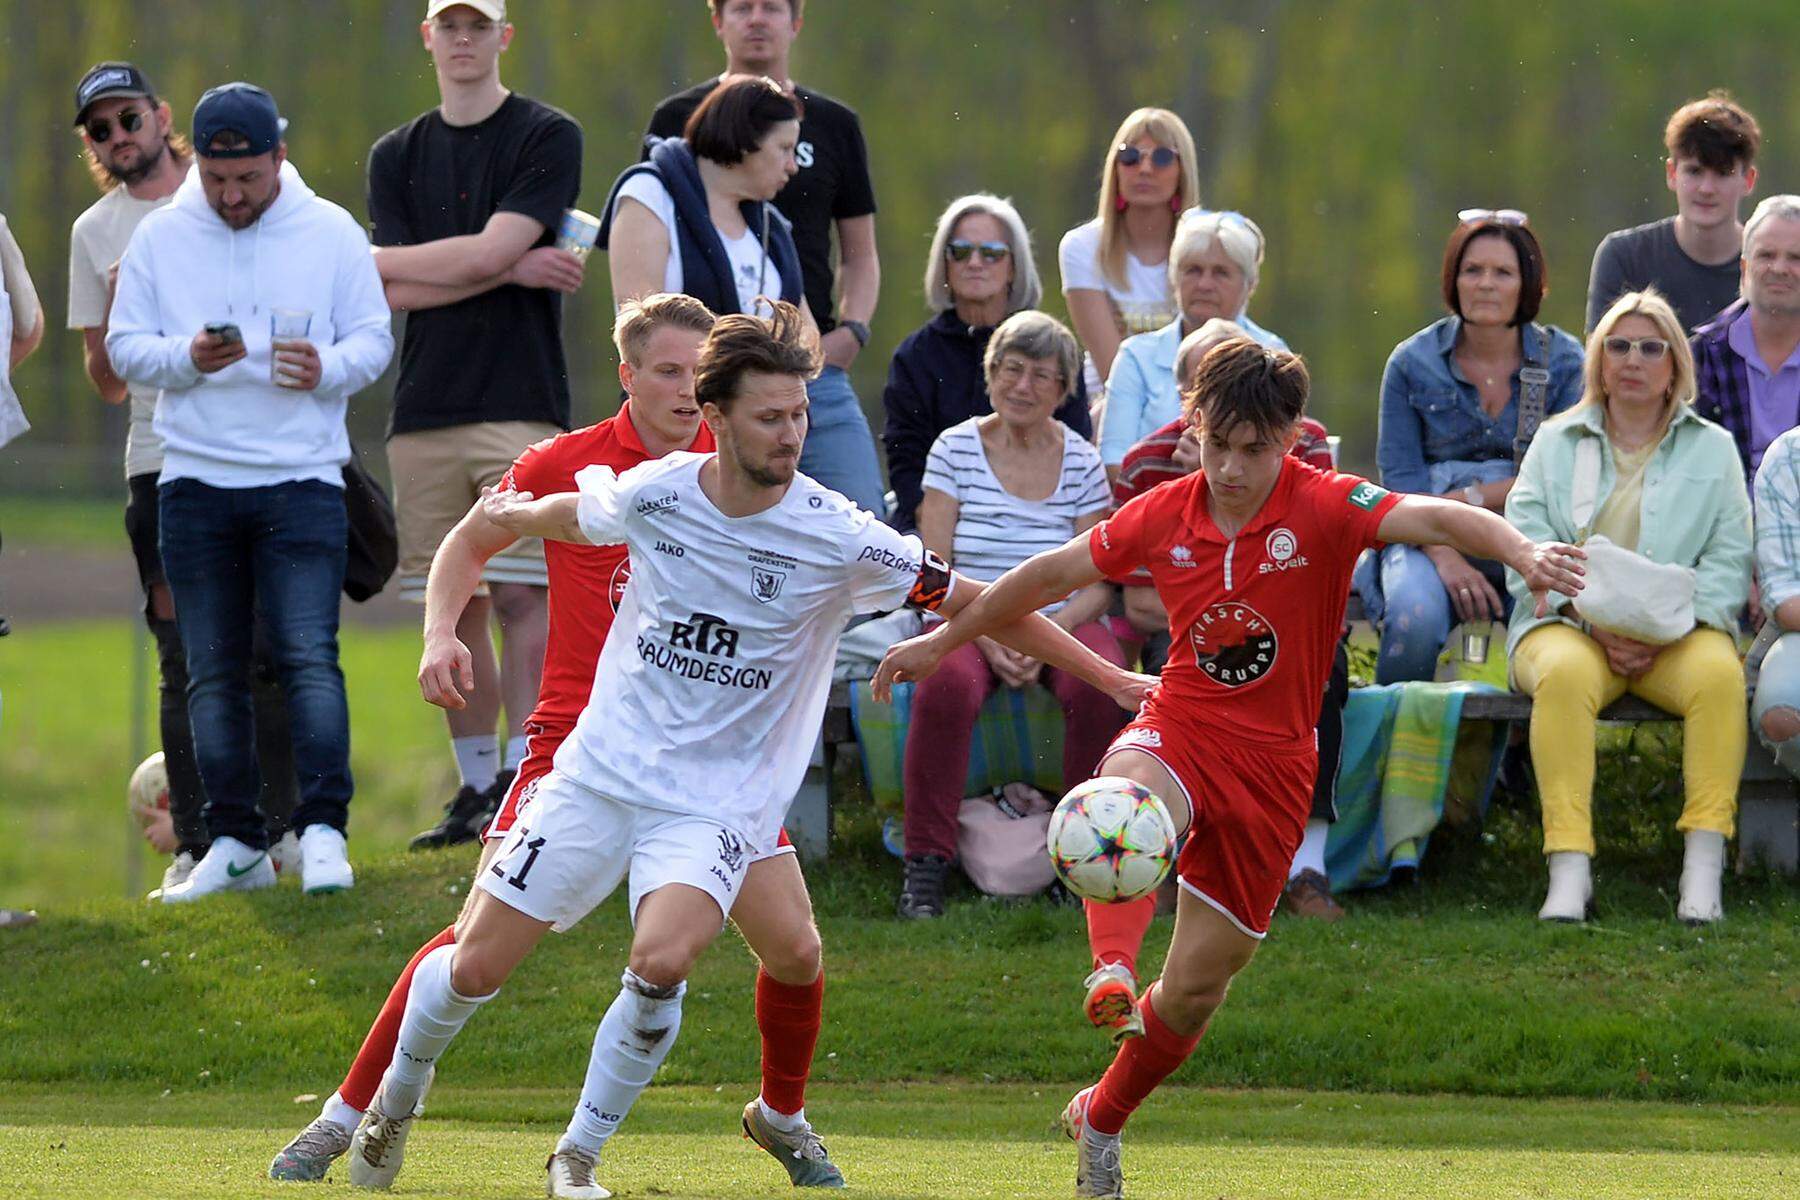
[127,751,169,817]
[1046,776,1176,903]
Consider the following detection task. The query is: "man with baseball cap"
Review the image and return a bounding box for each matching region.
[107,82,394,903]
[368,0,587,851]
[69,62,305,900]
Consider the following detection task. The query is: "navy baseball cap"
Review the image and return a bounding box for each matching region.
[73,61,156,125]
[192,82,288,158]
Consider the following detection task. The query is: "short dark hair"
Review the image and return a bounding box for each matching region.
[684,75,803,166]
[694,300,821,411]
[1180,336,1309,441]
[1665,91,1761,173]
[1440,221,1547,326]
[709,0,803,19]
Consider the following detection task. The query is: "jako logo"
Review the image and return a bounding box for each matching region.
[1170,544,1197,569]
[669,612,741,658]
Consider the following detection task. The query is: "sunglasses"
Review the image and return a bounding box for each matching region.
[1602,335,1671,361]
[1457,207,1529,226]
[84,108,149,144]
[1116,144,1178,169]
[947,238,1010,264]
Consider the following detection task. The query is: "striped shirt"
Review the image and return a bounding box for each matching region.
[922,417,1111,613]
[1754,425,1800,609]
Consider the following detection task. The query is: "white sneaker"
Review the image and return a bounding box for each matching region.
[269,829,302,878]
[1537,851,1592,922]
[545,1143,611,1199]
[299,825,354,895]
[160,837,276,904]
[1677,830,1725,925]
[349,1086,415,1190]
[146,850,198,901]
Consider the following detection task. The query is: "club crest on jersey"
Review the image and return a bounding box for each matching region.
[1260,527,1309,574]
[1188,601,1278,687]
[716,829,746,872]
[608,560,631,613]
[1169,544,1197,569]
[751,566,786,603]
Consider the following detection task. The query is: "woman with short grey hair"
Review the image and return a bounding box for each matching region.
[883,195,1091,532]
[1098,208,1286,471]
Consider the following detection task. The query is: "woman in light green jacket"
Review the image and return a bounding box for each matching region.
[1504,290,1750,926]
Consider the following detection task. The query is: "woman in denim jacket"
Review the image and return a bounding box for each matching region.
[1354,214,1584,681]
[1506,290,1750,925]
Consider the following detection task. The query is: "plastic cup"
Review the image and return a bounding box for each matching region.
[556,208,601,262]
[1326,435,1342,469]
[1461,623,1491,664]
[271,308,313,386]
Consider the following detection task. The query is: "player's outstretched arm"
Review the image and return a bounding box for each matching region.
[419,501,524,710]
[1377,494,1586,617]
[478,486,588,546]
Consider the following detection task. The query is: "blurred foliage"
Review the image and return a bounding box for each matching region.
[3,0,1798,494]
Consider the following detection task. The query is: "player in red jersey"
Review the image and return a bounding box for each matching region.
[273,294,838,1187]
[874,337,1585,1198]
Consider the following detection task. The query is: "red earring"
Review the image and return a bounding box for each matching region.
[1115,193,1128,213]
[1171,193,1182,213]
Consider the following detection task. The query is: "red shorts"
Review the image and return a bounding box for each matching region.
[1100,717,1313,939]
[484,719,795,858]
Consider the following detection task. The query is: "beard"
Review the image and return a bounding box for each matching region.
[741,455,797,488]
[213,184,280,230]
[103,138,168,187]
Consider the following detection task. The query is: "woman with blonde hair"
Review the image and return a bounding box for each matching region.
[1505,289,1750,924]
[1059,108,1201,409]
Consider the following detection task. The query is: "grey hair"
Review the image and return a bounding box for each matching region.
[1745,194,1800,255]
[922,193,1042,314]
[982,309,1079,396]
[1172,318,1246,386]
[1168,207,1267,296]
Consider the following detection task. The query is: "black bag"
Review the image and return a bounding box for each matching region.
[341,448,398,603]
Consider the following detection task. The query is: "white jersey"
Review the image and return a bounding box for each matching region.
[557,452,948,850]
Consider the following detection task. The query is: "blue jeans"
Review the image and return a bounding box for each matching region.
[801,365,886,514]
[158,479,352,848]
[1752,631,1800,777]
[1352,543,1512,684]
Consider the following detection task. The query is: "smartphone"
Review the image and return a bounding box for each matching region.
[203,322,243,344]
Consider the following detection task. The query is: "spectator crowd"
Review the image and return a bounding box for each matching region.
[3,0,1797,940]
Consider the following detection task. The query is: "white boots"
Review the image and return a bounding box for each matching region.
[1676,830,1725,925]
[1537,851,1592,922]
[1538,831,1726,925]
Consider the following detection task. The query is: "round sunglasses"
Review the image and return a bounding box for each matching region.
[84,109,150,144]
[1116,144,1178,169]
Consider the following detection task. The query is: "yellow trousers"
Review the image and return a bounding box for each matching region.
[1511,623,1743,856]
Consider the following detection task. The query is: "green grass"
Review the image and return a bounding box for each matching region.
[1,1084,1793,1199]
[0,495,123,551]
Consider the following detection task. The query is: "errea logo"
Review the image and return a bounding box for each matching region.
[1169,544,1197,569]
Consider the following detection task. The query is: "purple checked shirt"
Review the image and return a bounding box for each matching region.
[1728,307,1800,472]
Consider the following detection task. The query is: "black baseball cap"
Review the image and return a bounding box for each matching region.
[191,82,289,158]
[73,61,156,126]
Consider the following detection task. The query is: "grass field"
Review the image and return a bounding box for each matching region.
[3,619,1797,1197]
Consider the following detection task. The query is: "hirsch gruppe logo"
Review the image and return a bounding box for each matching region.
[1188,601,1278,687]
[608,560,631,613]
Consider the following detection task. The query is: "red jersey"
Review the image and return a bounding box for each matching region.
[500,404,714,727]
[1090,458,1397,752]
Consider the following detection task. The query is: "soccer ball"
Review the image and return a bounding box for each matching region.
[127,751,169,817]
[1046,776,1177,903]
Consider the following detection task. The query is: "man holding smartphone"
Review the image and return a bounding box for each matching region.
[107,82,393,903]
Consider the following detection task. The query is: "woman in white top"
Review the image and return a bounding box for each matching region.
[0,212,43,449]
[601,75,816,332]
[1060,108,1201,411]
[896,311,1125,919]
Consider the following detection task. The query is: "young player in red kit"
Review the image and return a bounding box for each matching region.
[272,295,839,1188]
[874,337,1586,1198]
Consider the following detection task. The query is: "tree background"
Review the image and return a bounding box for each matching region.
[3,0,1796,495]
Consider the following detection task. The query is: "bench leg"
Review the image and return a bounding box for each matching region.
[785,731,833,863]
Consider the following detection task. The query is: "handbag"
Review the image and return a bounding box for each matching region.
[1568,436,1695,645]
[956,783,1058,896]
[341,447,398,603]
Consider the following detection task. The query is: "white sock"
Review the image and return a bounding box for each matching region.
[383,944,494,1117]
[560,969,687,1154]
[1288,818,1330,880]
[503,735,530,773]
[452,736,499,791]
[320,1090,362,1132]
[757,1097,805,1133]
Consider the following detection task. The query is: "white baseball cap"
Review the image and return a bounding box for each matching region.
[426,0,506,20]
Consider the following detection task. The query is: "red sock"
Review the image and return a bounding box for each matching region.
[338,924,458,1112]
[1085,896,1156,976]
[1086,988,1205,1135]
[755,968,823,1115]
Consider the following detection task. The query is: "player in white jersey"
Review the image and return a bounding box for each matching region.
[357,303,1153,1199]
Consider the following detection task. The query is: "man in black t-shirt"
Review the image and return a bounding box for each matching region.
[368,0,585,846]
[1586,92,1761,334]
[644,0,887,515]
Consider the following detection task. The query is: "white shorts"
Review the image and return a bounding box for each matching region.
[475,769,755,933]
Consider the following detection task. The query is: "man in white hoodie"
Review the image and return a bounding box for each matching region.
[108,82,394,903]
